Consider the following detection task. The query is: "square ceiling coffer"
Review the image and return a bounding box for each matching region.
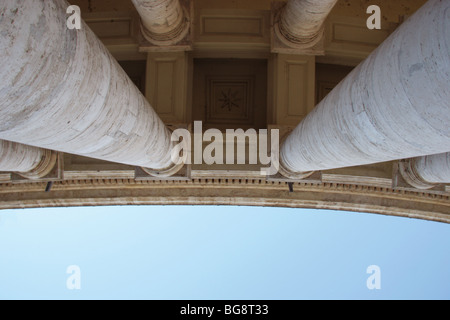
[206,76,255,125]
[193,59,267,130]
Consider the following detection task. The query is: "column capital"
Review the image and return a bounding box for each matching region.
[278,160,315,180]
[18,149,58,180]
[142,160,185,178]
[273,4,323,50]
[398,153,450,190]
[398,158,436,190]
[279,131,315,180]
[134,0,192,50]
[271,0,337,55]
[140,5,190,47]
[141,127,188,178]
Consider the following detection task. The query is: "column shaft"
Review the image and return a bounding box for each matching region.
[414,153,450,184]
[280,0,450,174]
[0,140,56,179]
[278,0,338,47]
[131,0,189,45]
[0,0,174,172]
[0,140,43,173]
[400,152,450,189]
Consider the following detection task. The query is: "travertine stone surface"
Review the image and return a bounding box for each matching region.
[0,140,57,179]
[131,0,189,45]
[278,0,338,47]
[0,0,174,171]
[0,140,44,173]
[414,153,450,184]
[401,152,450,189]
[281,0,450,173]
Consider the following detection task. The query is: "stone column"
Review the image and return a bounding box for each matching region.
[280,0,450,177]
[399,152,450,190]
[0,0,181,176]
[131,0,189,46]
[275,0,338,49]
[0,140,57,179]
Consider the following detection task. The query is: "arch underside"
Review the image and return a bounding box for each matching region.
[1,179,448,223]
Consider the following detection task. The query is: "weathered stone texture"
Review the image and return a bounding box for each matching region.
[0,0,174,170]
[281,0,450,173]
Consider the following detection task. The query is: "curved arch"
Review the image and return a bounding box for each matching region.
[0,178,448,223]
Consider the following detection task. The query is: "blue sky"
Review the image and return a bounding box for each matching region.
[0,205,448,300]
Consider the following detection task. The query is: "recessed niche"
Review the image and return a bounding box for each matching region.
[193,59,268,130]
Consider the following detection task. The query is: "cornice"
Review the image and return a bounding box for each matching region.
[1,178,448,223]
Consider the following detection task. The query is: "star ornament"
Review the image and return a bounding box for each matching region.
[218,89,242,111]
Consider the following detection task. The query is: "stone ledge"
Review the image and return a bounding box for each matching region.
[0,178,448,223]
